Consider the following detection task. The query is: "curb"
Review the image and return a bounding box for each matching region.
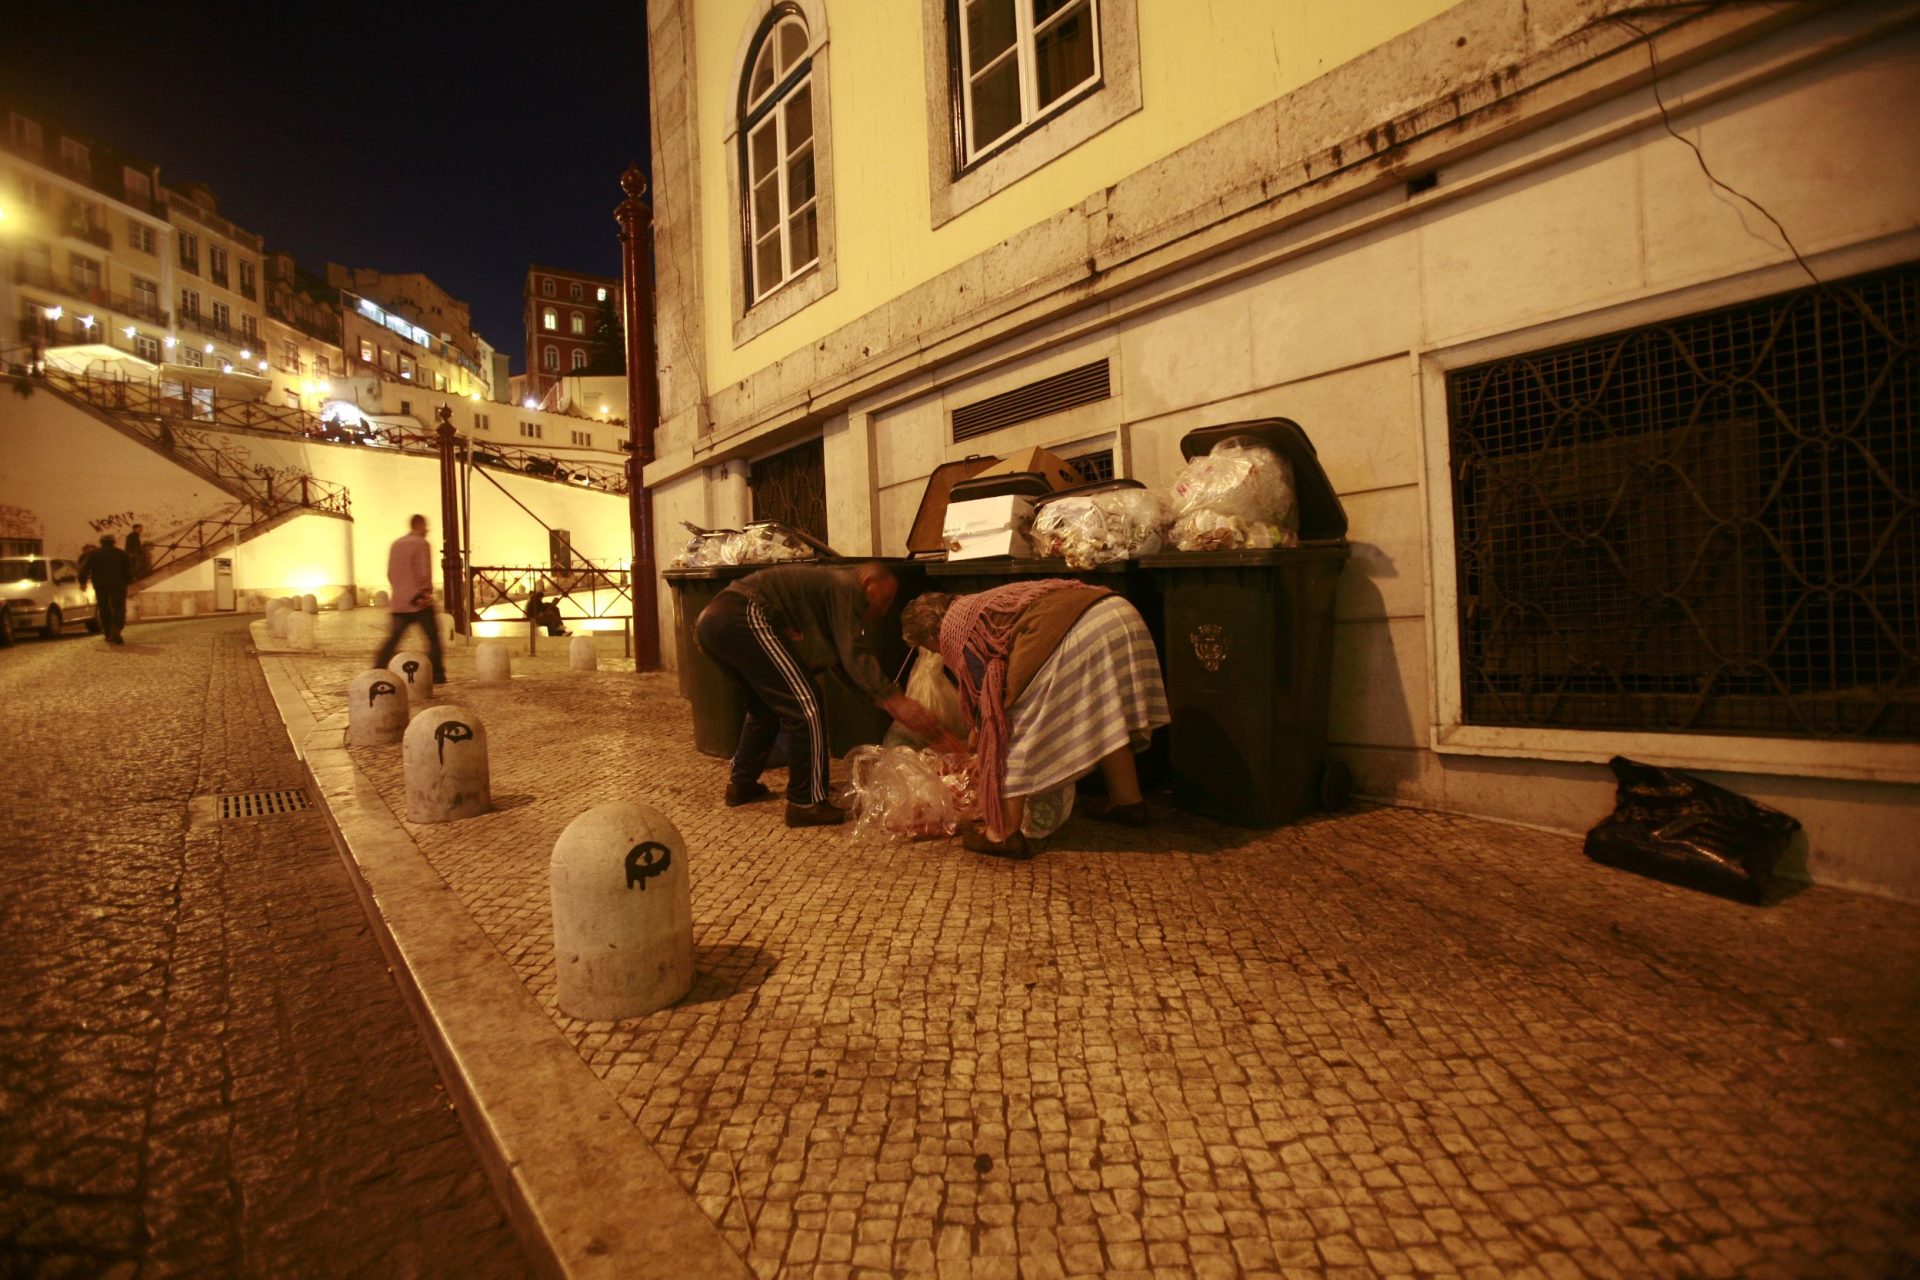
[254,651,752,1280]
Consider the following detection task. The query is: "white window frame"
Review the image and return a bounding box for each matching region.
[955,0,1102,166]
[541,278,555,297]
[133,333,161,362]
[544,344,559,371]
[180,288,201,318]
[571,348,588,370]
[741,14,820,305]
[570,282,582,300]
[542,308,557,331]
[211,300,230,329]
[920,0,1138,226]
[570,311,585,335]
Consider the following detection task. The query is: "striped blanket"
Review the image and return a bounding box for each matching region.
[1001,598,1170,800]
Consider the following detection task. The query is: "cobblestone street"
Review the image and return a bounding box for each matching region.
[272,612,1920,1280]
[0,618,528,1278]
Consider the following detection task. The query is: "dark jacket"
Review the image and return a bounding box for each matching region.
[85,545,133,594]
[726,565,897,703]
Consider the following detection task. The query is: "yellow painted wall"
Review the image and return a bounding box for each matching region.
[694,0,1460,388]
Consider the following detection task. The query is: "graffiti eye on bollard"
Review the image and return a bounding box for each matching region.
[402,659,420,679]
[434,720,473,763]
[367,679,398,707]
[624,841,671,890]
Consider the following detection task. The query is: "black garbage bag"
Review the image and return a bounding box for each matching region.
[1584,756,1801,903]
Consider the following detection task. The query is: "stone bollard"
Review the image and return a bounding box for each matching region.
[551,801,694,1020]
[284,609,316,650]
[348,668,409,745]
[265,599,290,637]
[335,589,357,613]
[389,650,434,701]
[300,593,319,614]
[404,706,490,822]
[569,635,598,672]
[372,589,390,608]
[475,641,511,684]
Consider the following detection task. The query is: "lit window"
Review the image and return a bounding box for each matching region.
[544,345,559,371]
[359,337,374,363]
[379,346,396,371]
[542,308,557,331]
[570,312,585,335]
[740,12,820,303]
[571,348,588,369]
[953,0,1100,164]
[596,287,608,302]
[399,354,415,381]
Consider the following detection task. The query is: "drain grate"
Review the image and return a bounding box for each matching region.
[217,788,312,820]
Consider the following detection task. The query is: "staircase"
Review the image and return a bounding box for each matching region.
[13,368,353,587]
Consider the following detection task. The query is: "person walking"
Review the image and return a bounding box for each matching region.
[372,514,446,681]
[694,562,957,828]
[125,524,147,580]
[82,534,132,646]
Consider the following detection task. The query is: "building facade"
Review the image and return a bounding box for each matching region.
[328,264,493,401]
[641,0,1920,897]
[524,263,622,395]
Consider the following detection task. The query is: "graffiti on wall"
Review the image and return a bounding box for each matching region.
[0,504,43,539]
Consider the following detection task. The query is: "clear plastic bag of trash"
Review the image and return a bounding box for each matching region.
[847,745,973,841]
[883,650,971,749]
[1166,438,1299,551]
[669,520,829,568]
[1031,489,1168,569]
[1584,756,1801,903]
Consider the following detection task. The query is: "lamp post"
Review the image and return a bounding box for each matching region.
[436,404,466,634]
[615,165,661,670]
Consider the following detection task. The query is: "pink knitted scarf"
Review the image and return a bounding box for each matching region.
[938,578,1088,841]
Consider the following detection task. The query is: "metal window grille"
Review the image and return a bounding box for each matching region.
[951,360,1110,442]
[1066,449,1115,484]
[1446,262,1919,741]
[750,437,829,543]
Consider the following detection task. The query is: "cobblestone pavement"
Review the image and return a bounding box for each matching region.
[284,613,1920,1280]
[0,617,529,1278]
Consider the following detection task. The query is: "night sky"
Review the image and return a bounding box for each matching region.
[1,2,651,375]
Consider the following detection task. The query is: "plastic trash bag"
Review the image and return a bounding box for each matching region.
[1020,781,1076,839]
[1031,489,1168,568]
[1166,439,1299,551]
[847,745,969,841]
[1584,756,1801,903]
[669,521,826,568]
[883,649,970,749]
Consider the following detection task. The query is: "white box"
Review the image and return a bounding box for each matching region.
[942,495,1034,538]
[946,529,1031,560]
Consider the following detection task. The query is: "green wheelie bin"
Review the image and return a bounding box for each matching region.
[1140,419,1350,827]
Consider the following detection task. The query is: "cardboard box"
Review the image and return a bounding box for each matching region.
[906,455,1000,555]
[946,529,1031,560]
[942,494,1034,538]
[974,446,1082,492]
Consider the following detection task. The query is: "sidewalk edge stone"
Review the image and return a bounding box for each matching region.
[255,655,753,1280]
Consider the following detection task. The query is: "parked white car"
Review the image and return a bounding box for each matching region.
[0,556,100,641]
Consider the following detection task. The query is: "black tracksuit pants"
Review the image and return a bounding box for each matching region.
[694,589,830,805]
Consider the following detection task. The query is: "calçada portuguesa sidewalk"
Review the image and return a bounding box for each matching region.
[255,608,1919,1280]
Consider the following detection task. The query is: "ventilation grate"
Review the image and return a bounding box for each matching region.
[952,360,1110,442]
[218,788,312,820]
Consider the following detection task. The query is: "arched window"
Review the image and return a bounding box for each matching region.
[740,10,818,303]
[571,349,588,370]
[542,308,557,331]
[543,345,559,371]
[541,278,554,296]
[570,311,585,335]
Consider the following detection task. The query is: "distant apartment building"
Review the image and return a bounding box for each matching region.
[2,107,174,365]
[523,263,621,395]
[328,264,493,400]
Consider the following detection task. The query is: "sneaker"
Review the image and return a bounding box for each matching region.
[785,800,847,828]
[725,780,772,807]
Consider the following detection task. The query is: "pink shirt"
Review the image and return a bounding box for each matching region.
[387,532,434,613]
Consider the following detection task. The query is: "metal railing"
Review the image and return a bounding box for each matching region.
[468,561,635,656]
[12,263,170,325]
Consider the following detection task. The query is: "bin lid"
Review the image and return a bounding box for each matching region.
[950,472,1055,501]
[1031,478,1147,510]
[907,455,1000,555]
[1179,418,1347,541]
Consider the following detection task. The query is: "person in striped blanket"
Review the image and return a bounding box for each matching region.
[900,580,1170,859]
